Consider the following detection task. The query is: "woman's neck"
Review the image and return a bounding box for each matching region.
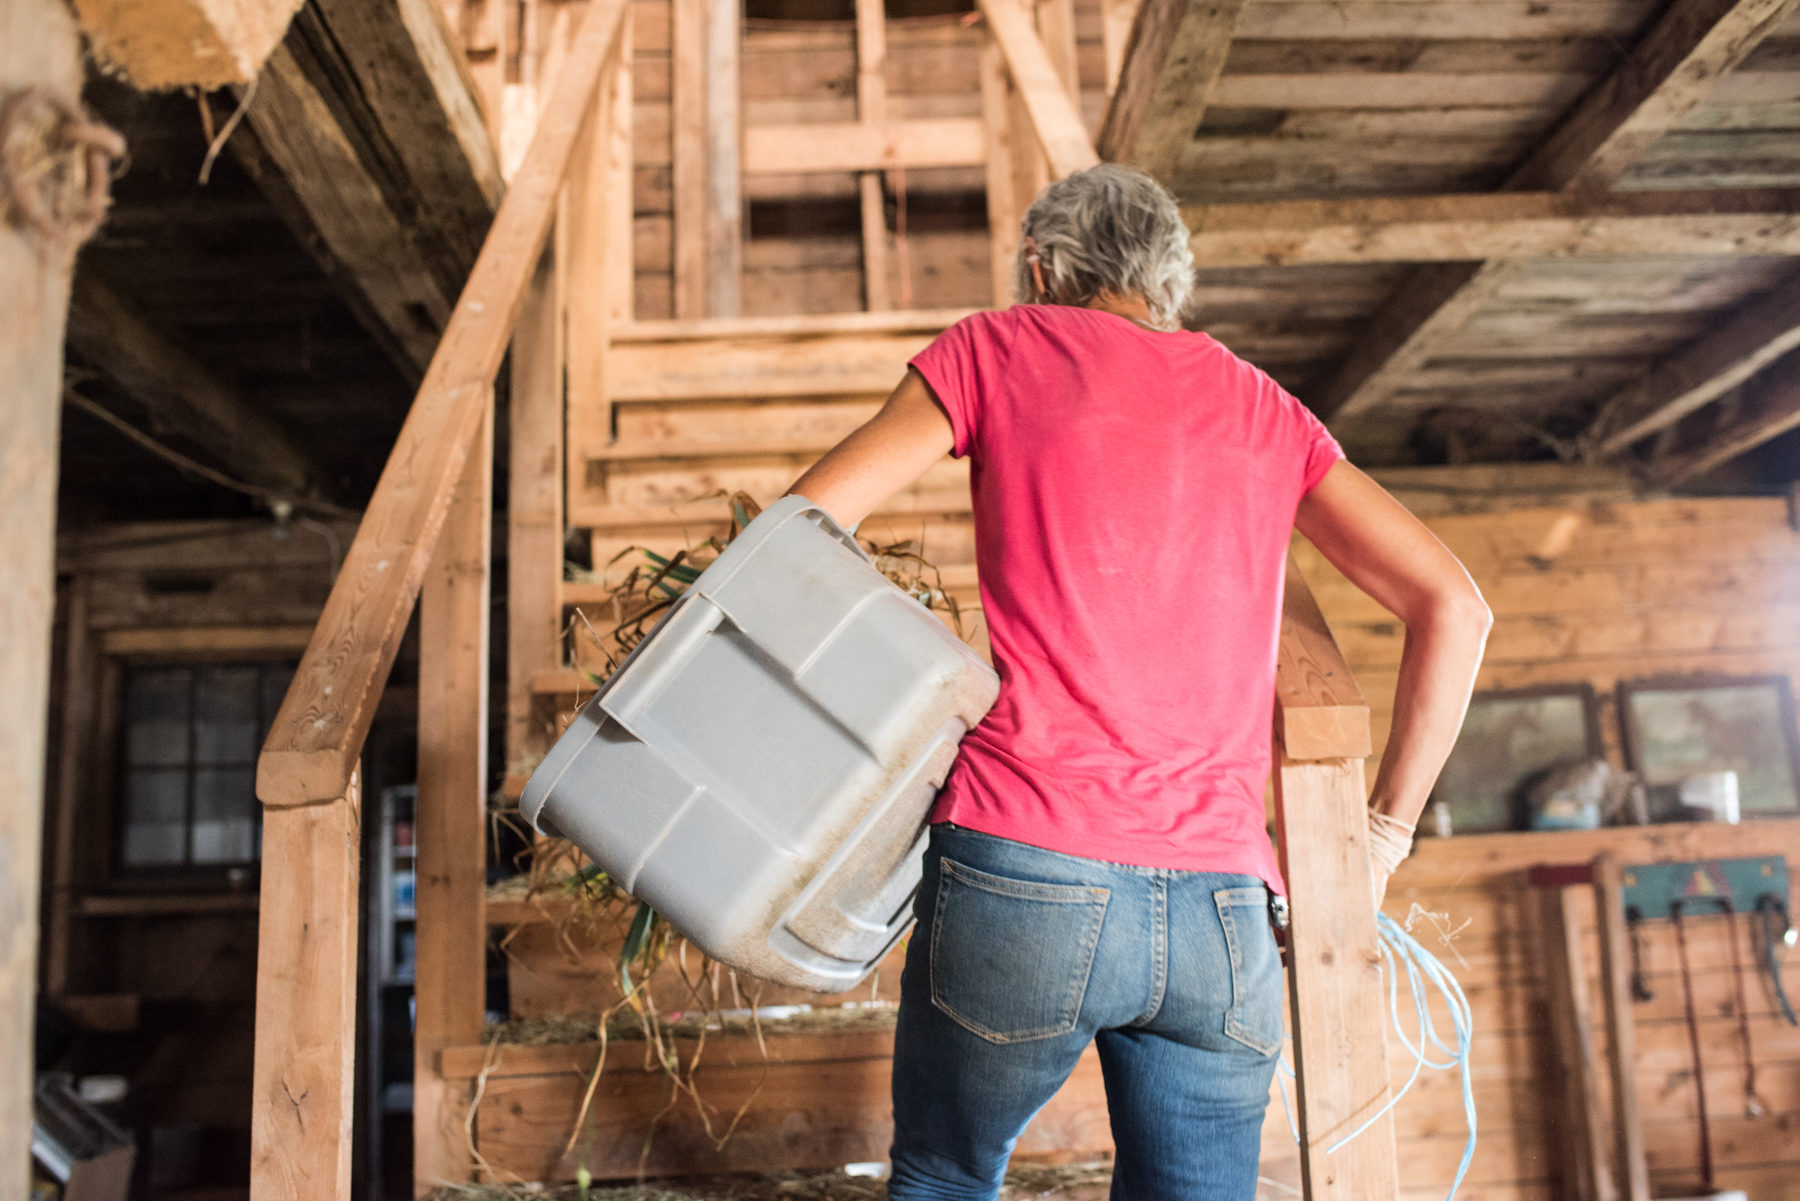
[1084,291,1155,327]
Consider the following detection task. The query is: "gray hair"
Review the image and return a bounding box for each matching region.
[1011,164,1194,330]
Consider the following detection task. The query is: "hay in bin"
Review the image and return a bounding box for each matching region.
[430,1159,1114,1201]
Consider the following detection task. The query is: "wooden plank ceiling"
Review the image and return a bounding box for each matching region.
[1106,0,1800,481]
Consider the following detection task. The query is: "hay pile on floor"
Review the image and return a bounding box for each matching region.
[484,1004,901,1047]
[432,1160,1113,1201]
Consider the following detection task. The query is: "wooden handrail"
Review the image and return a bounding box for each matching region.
[1270,556,1397,1201]
[254,0,632,809]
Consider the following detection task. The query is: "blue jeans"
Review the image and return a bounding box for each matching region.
[889,825,1283,1201]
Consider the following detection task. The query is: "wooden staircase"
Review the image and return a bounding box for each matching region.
[248,0,1398,1195]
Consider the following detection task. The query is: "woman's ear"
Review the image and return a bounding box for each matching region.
[1022,237,1048,302]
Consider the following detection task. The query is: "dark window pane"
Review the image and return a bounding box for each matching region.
[196,667,260,763]
[123,770,188,865]
[191,768,257,863]
[126,669,190,767]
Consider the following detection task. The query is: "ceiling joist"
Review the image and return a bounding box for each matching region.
[1185,189,1800,267]
[1586,271,1800,454]
[1318,0,1800,431]
[1649,348,1800,484]
[64,275,325,499]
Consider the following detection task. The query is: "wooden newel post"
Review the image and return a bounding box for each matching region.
[1269,557,1398,1201]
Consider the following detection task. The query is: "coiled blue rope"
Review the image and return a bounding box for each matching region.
[1278,909,1477,1201]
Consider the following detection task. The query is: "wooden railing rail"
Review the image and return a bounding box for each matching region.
[1270,556,1398,1201]
[248,0,631,1195]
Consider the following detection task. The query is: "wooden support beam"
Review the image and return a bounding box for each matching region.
[1269,562,1391,1201]
[855,0,891,313]
[1592,854,1651,1201]
[1649,347,1800,483]
[672,0,707,319]
[979,34,1022,306]
[232,0,501,381]
[1184,189,1800,269]
[707,0,742,317]
[64,273,323,498]
[1536,884,1616,1201]
[975,0,1100,180]
[2,4,84,1180]
[507,249,564,772]
[70,0,303,88]
[1586,269,1800,453]
[743,120,989,175]
[249,771,362,1200]
[1097,0,1249,180]
[1319,0,1798,427]
[413,404,492,1194]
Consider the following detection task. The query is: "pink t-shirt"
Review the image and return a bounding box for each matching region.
[910,305,1343,894]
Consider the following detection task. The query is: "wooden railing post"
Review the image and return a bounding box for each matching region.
[250,771,363,1197]
[414,403,493,1192]
[1269,557,1397,1201]
[250,0,632,1193]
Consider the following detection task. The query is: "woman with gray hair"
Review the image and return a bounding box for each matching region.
[787,164,1489,1200]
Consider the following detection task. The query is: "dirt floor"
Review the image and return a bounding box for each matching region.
[433,1161,1114,1201]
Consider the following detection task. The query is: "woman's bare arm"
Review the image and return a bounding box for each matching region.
[1295,462,1492,892]
[784,369,955,527]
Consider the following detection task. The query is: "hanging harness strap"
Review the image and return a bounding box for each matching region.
[1755,894,1799,1027]
[1671,901,1715,1192]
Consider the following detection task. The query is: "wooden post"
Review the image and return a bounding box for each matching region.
[855,0,891,312]
[1538,884,1617,1201]
[1101,0,1140,99]
[1593,853,1651,1201]
[566,51,616,523]
[706,0,742,317]
[414,404,494,1192]
[978,34,1021,308]
[507,248,565,778]
[45,575,93,998]
[1269,558,1396,1201]
[250,774,364,1199]
[1,1,84,1183]
[607,9,634,325]
[671,0,708,318]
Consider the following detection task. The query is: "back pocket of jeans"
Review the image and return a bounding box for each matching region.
[929,858,1109,1044]
[1214,886,1284,1056]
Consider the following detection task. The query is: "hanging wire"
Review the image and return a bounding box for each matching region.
[1279,909,1477,1201]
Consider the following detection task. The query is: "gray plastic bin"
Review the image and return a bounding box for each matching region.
[522,495,999,991]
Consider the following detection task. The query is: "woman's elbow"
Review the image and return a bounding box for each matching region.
[1438,583,1493,644]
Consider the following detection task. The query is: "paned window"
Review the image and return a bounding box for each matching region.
[118,662,294,869]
